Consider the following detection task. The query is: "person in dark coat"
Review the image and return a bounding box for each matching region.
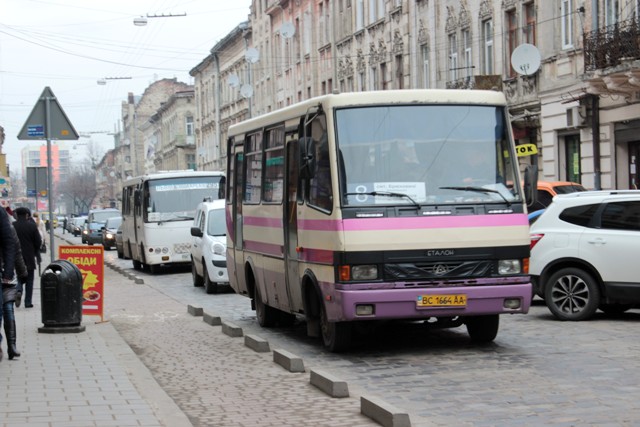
[13,207,41,309]
[2,225,27,359]
[0,207,16,362]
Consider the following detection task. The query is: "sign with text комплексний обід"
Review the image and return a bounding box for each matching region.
[58,245,104,321]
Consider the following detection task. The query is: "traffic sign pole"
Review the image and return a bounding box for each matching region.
[18,87,79,256]
[45,95,55,255]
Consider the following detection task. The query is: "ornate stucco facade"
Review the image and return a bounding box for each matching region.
[113,0,640,193]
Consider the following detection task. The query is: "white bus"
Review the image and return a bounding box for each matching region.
[121,171,225,274]
[226,89,537,351]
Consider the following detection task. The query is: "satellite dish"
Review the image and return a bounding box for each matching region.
[281,21,296,39]
[511,43,541,76]
[240,84,254,99]
[227,74,240,88]
[245,47,260,64]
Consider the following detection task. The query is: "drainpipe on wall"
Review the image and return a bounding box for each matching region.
[214,53,221,171]
[591,0,601,190]
[591,94,601,190]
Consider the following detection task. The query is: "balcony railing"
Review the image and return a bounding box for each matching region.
[446,75,503,91]
[584,17,640,72]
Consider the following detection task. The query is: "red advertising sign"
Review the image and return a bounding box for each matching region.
[58,245,104,321]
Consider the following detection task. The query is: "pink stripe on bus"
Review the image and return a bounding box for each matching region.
[298,214,527,232]
[244,240,283,257]
[243,216,283,228]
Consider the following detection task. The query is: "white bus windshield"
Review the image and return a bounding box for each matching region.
[145,176,225,222]
[336,104,522,206]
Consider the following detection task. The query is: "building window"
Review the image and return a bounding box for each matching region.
[358,71,365,91]
[380,63,387,90]
[462,29,472,78]
[561,0,573,49]
[523,3,536,44]
[395,55,403,89]
[421,45,430,88]
[368,0,384,23]
[564,134,581,182]
[370,66,378,90]
[356,0,364,30]
[506,10,518,77]
[448,33,458,82]
[186,154,196,170]
[605,0,619,27]
[186,116,194,136]
[482,19,494,74]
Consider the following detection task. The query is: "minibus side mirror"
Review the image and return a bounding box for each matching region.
[523,165,538,208]
[299,137,316,179]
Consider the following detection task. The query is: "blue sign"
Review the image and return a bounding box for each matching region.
[27,125,44,137]
[27,189,36,197]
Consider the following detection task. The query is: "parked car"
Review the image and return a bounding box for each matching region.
[102,216,122,250]
[85,221,105,245]
[190,199,228,294]
[115,224,125,259]
[71,216,87,237]
[529,181,587,212]
[529,190,640,320]
[84,208,120,246]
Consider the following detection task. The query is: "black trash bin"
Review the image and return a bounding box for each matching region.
[38,259,86,333]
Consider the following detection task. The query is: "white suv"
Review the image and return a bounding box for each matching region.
[190,199,228,294]
[530,190,640,320]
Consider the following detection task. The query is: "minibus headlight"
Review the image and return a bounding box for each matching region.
[351,265,378,280]
[498,259,521,275]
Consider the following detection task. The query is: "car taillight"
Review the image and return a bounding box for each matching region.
[530,233,544,250]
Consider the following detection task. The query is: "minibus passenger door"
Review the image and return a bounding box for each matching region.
[284,136,303,312]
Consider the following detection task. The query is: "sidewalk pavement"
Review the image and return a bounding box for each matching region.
[0,236,383,427]
[1,243,189,427]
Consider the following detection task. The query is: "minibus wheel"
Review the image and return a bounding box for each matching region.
[465,314,499,343]
[255,285,277,327]
[320,303,352,352]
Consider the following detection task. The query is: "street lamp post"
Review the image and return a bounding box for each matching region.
[133,12,186,26]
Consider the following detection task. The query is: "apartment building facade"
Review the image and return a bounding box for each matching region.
[123,0,640,192]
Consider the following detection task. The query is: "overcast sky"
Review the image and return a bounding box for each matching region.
[0,0,252,178]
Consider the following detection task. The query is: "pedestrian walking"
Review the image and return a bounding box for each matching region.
[13,207,41,309]
[0,206,17,362]
[62,216,67,234]
[32,212,46,253]
[2,226,27,359]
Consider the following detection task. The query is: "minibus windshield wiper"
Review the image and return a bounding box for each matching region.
[344,191,420,208]
[439,186,511,206]
[157,215,194,224]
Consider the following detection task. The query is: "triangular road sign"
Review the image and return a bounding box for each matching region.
[17,87,79,140]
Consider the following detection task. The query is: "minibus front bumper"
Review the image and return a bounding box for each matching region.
[322,280,532,322]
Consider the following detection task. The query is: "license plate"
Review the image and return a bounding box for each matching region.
[417,294,467,307]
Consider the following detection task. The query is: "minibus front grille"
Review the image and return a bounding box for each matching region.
[384,261,492,281]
